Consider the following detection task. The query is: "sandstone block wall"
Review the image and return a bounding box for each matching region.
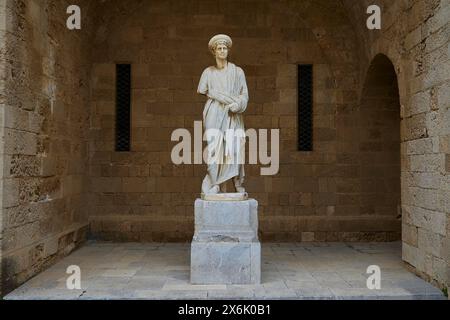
[343,0,449,291]
[0,0,93,296]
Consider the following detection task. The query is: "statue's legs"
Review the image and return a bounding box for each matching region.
[234,176,246,193]
[201,175,219,194]
[203,175,244,194]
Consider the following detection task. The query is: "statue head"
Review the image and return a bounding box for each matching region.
[208,34,232,60]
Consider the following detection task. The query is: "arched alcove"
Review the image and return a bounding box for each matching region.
[358,54,401,236]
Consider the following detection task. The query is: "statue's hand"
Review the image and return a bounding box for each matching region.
[227,102,239,113]
[209,89,235,105]
[222,96,235,105]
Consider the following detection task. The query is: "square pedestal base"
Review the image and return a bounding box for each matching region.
[190,199,261,285]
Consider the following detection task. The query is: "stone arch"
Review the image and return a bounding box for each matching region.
[358,53,402,238]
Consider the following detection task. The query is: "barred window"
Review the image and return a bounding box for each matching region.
[298,64,313,151]
[115,64,131,152]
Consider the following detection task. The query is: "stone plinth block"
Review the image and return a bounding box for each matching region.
[201,192,248,201]
[190,199,261,285]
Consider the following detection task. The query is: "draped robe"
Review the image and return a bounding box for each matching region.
[197,62,249,193]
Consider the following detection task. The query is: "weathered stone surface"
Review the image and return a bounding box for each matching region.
[4,242,446,300]
[191,242,261,285]
[0,0,95,296]
[193,199,258,240]
[191,199,261,285]
[201,192,248,201]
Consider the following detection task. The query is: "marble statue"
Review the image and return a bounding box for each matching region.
[197,34,249,198]
[191,37,260,283]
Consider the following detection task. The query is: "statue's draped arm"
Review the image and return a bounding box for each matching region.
[207,89,236,105]
[197,67,249,113]
[231,68,249,114]
[197,69,234,105]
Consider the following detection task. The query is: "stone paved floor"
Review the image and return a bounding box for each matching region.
[5,241,445,300]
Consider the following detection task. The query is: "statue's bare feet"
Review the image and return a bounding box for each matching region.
[233,177,245,193]
[209,185,220,194]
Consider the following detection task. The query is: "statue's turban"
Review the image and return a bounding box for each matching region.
[208,34,233,52]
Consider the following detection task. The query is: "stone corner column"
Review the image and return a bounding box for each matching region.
[190,198,261,285]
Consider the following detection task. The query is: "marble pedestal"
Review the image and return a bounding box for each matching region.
[190,198,261,285]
